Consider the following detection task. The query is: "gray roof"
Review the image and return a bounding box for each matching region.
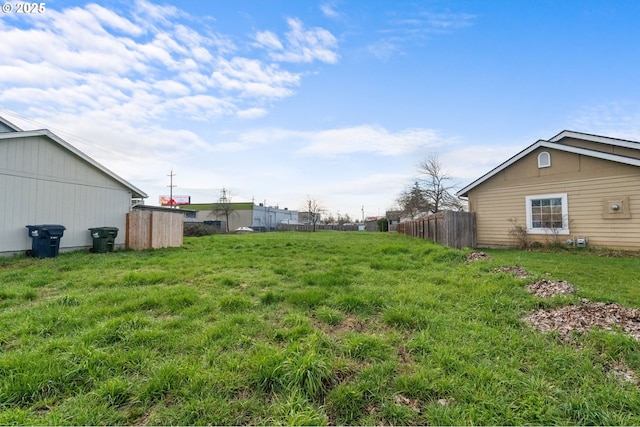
[0,116,23,132]
[0,127,148,199]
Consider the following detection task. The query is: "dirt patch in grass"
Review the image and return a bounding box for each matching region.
[394,394,421,413]
[314,315,369,336]
[493,265,529,278]
[606,361,640,386]
[465,251,492,262]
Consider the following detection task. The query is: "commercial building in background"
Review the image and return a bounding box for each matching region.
[186,202,298,232]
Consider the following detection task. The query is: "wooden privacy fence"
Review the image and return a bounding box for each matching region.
[126,210,183,250]
[277,223,360,232]
[397,211,476,249]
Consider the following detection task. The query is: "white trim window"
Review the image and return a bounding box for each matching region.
[525,193,569,235]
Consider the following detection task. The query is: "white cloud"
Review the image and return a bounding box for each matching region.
[441,146,513,183]
[367,39,401,61]
[320,2,342,20]
[14,109,211,187]
[86,3,144,36]
[255,30,284,50]
[0,2,333,129]
[257,18,339,64]
[569,102,640,142]
[237,108,269,119]
[166,95,236,120]
[411,12,476,33]
[154,80,192,96]
[0,61,76,87]
[367,8,476,60]
[132,0,182,28]
[298,125,445,156]
[210,57,300,99]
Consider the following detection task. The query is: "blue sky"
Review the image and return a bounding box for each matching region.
[2,0,640,220]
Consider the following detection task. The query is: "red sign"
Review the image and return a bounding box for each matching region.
[159,195,191,206]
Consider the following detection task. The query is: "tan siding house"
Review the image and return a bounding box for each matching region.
[0,116,147,255]
[458,131,640,250]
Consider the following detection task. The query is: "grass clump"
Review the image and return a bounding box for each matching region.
[315,306,345,325]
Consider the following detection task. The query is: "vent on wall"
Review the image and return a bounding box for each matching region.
[538,151,551,168]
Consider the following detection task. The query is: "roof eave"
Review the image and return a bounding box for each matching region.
[551,130,640,150]
[456,140,546,197]
[0,116,23,132]
[0,129,148,199]
[456,140,640,197]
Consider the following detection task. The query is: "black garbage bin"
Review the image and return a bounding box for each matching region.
[25,224,66,258]
[88,227,119,253]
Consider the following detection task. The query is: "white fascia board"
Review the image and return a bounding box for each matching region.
[0,116,23,131]
[550,130,640,150]
[457,140,547,197]
[0,129,148,199]
[456,140,640,197]
[548,141,640,166]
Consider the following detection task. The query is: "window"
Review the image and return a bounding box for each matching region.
[525,193,569,234]
[538,151,551,168]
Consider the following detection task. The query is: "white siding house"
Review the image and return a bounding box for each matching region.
[0,116,147,255]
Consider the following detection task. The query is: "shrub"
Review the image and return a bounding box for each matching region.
[508,218,534,249]
[183,223,222,237]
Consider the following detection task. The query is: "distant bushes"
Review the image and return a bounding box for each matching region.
[183,223,223,237]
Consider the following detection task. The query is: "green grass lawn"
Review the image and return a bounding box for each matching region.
[0,231,639,425]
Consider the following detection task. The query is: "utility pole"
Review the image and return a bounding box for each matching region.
[167,169,176,208]
[361,205,364,223]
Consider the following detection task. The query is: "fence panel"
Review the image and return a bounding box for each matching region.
[399,211,476,249]
[126,210,183,250]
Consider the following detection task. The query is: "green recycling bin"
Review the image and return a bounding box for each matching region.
[88,227,119,253]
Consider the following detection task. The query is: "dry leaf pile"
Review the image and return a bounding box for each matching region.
[493,265,529,278]
[472,258,640,385]
[466,251,492,262]
[526,278,574,297]
[492,268,640,342]
[472,256,640,343]
[525,300,640,341]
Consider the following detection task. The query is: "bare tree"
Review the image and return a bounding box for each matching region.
[211,187,237,232]
[417,154,464,212]
[302,196,324,232]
